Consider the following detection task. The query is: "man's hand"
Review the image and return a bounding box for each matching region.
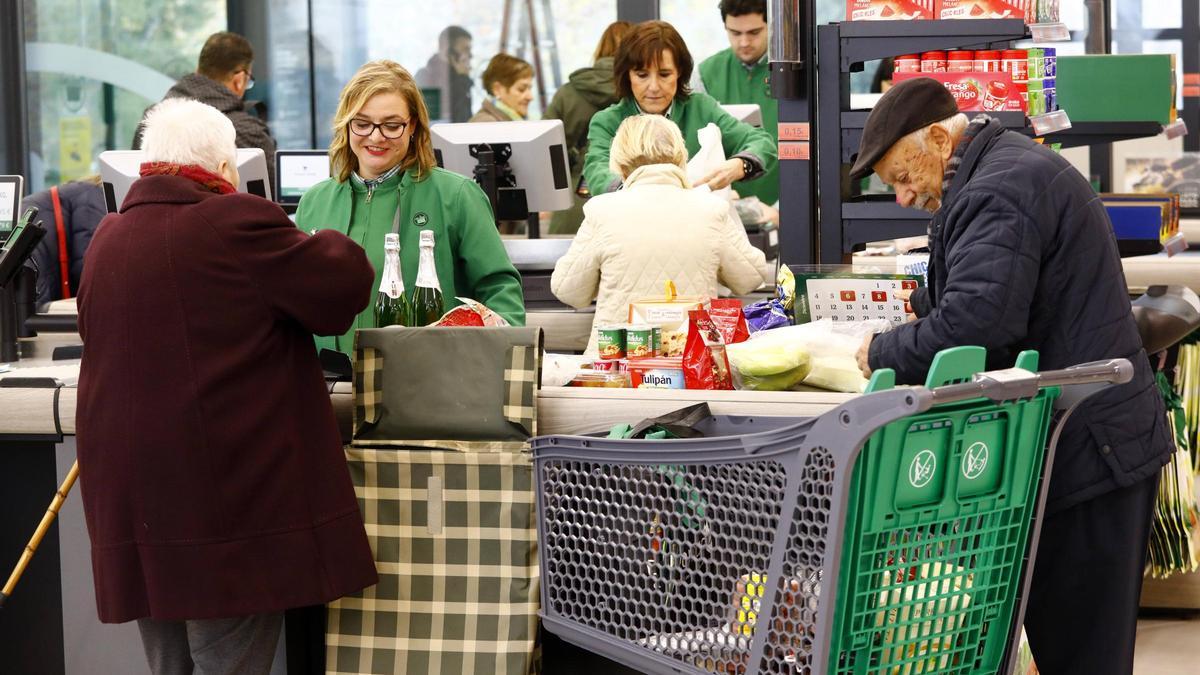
[697,158,746,191]
[857,334,873,378]
[894,288,917,322]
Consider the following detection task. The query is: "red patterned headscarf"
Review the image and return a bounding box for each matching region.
[139,162,237,195]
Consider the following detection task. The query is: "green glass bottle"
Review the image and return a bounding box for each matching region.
[411,229,445,326]
[374,233,412,327]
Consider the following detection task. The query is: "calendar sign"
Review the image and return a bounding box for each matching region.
[793,270,924,326]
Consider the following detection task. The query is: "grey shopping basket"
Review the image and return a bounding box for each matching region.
[533,348,1133,675]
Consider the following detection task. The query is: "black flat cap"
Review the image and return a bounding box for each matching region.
[849,77,960,180]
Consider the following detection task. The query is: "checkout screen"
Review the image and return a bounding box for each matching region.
[0,181,16,236]
[278,154,330,199]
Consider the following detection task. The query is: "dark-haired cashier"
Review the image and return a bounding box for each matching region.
[582,20,776,196]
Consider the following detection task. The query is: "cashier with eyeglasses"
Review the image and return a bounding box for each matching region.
[295,59,525,356]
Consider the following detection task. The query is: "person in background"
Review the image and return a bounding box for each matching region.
[416,25,475,122]
[583,21,776,199]
[543,20,631,235]
[296,59,525,356]
[851,77,1170,675]
[697,0,778,206]
[552,115,768,356]
[133,31,277,188]
[76,98,378,675]
[19,175,105,305]
[470,53,534,122]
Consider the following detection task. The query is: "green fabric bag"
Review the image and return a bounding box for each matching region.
[326,444,539,675]
[353,327,543,444]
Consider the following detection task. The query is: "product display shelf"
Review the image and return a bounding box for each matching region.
[814,20,1168,264]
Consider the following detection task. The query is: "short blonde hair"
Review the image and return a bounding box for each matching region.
[608,115,687,179]
[329,60,437,183]
[141,98,237,173]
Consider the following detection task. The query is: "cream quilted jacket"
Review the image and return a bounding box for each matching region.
[550,163,770,355]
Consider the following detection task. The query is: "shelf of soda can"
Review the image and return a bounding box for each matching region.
[836,19,1029,69]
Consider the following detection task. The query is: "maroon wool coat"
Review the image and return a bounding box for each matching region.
[76,175,379,623]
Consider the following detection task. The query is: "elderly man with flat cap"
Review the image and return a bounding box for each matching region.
[852,77,1170,674]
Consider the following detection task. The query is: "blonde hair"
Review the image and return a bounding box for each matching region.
[608,115,688,179]
[329,60,437,183]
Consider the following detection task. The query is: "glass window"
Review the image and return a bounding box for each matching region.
[22,0,226,191]
[659,0,727,72]
[263,0,315,150]
[306,0,617,148]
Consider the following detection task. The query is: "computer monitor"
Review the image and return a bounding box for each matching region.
[0,176,21,244]
[275,150,330,206]
[99,148,272,213]
[431,120,572,212]
[721,104,763,128]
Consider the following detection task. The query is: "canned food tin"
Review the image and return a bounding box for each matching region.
[974,50,1001,73]
[921,51,947,73]
[947,50,975,73]
[895,54,922,74]
[596,325,626,360]
[626,325,656,359]
[593,359,629,373]
[1001,49,1028,82]
[651,326,662,356]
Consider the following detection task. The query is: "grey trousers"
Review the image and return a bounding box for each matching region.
[136,612,283,675]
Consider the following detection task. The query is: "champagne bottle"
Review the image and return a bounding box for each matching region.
[411,229,445,326]
[374,233,412,327]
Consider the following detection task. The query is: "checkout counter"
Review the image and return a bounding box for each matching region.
[0,302,849,675]
[3,218,1199,672]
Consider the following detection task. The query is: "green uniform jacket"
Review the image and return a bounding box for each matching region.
[699,49,780,205]
[583,92,777,197]
[296,167,526,356]
[542,57,619,234]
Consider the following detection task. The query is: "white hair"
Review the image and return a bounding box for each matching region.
[140,98,237,173]
[904,112,970,151]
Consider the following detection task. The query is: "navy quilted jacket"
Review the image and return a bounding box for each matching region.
[868,117,1171,513]
[21,180,107,305]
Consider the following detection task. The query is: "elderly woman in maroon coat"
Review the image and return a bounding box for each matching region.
[75,98,379,675]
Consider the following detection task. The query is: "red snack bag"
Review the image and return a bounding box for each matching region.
[707,299,751,345]
[433,298,511,327]
[683,309,734,390]
[434,305,486,327]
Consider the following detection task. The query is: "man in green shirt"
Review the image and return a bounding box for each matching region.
[698,0,779,205]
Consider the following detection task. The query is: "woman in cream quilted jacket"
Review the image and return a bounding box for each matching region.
[551,114,770,356]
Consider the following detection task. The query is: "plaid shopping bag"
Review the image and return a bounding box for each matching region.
[326,445,540,675]
[353,327,543,444]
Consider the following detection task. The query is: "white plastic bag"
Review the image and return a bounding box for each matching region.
[687,122,733,201]
[740,319,889,393]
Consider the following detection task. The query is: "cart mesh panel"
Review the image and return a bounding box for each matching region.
[540,457,801,674]
[760,448,834,674]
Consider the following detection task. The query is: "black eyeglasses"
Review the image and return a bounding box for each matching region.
[349,118,410,139]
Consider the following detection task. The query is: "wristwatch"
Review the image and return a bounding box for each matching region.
[740,157,755,180]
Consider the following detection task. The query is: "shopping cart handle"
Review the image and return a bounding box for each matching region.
[1031,359,1134,388]
[926,358,1133,407]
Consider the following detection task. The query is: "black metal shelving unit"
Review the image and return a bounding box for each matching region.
[808,19,1169,264]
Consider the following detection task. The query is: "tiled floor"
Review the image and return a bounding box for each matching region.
[1134,613,1200,674]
